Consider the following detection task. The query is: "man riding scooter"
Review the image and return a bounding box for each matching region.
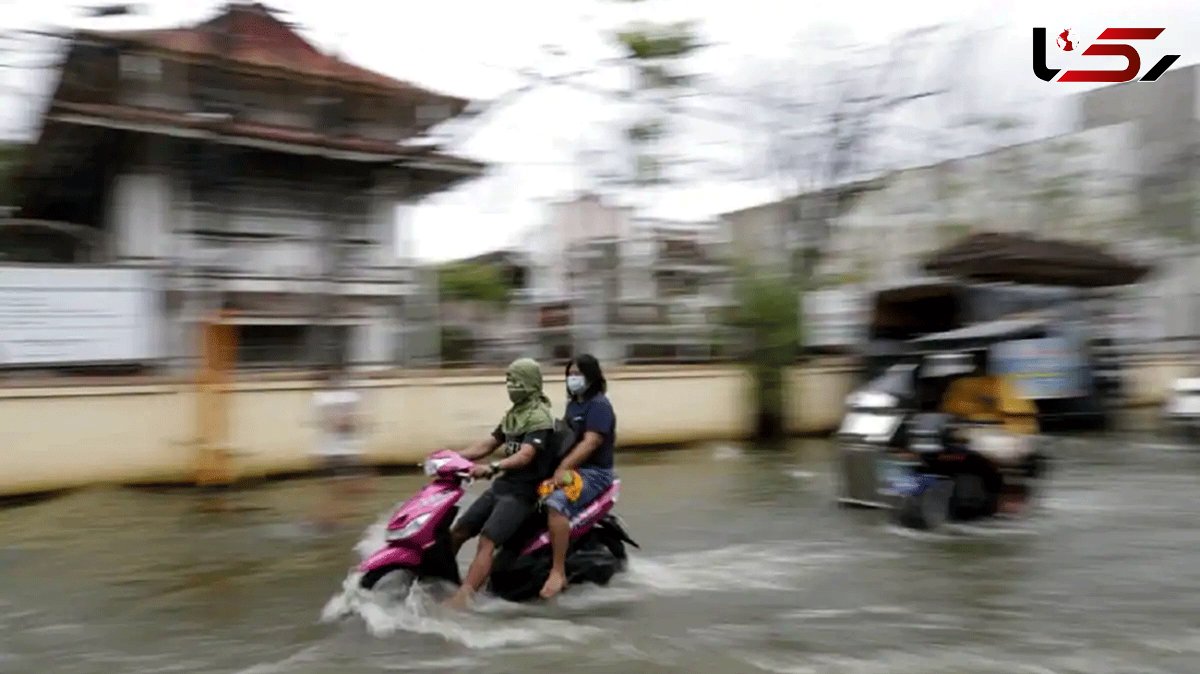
[443,358,557,609]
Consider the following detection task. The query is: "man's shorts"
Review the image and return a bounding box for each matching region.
[543,467,615,519]
[455,488,535,546]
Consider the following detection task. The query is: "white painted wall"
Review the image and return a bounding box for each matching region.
[351,305,393,366]
[370,194,399,266]
[108,172,171,260]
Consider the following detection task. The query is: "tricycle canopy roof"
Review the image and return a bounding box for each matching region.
[923,231,1152,288]
[910,314,1051,351]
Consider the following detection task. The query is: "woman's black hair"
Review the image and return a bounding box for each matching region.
[565,353,607,399]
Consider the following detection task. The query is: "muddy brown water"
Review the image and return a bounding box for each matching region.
[1,432,1199,673]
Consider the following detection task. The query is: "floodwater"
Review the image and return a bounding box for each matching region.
[2,431,1200,674]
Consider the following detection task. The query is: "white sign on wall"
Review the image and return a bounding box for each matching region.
[0,266,159,366]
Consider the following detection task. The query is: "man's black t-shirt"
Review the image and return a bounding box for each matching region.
[489,426,555,498]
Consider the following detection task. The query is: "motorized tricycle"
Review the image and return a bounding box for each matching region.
[839,349,1049,530]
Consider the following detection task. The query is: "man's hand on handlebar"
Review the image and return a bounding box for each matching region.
[469,463,496,480]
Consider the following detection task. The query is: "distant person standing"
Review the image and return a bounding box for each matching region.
[310,367,371,529]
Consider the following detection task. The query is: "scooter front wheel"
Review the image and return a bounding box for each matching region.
[360,565,416,596]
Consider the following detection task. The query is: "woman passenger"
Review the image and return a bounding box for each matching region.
[539,354,617,599]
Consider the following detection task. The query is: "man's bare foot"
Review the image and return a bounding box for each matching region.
[443,591,472,611]
[539,570,567,599]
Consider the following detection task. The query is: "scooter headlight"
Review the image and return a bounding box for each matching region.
[386,513,432,542]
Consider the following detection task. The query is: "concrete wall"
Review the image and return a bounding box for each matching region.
[0,365,844,496]
[785,366,861,434]
[1,359,1186,497]
[1123,357,1198,407]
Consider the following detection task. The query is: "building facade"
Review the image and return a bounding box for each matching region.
[1078,64,1200,346]
[524,193,732,363]
[720,91,1180,351]
[13,3,482,370]
[814,121,1144,288]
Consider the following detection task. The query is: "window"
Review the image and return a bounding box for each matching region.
[416,103,451,127]
[120,53,162,82]
[236,324,309,366]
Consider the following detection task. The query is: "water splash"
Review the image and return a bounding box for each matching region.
[325,510,863,649]
[353,514,391,561]
[323,577,605,649]
[322,522,606,650]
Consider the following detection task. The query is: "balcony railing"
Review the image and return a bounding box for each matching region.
[186,238,410,283]
[608,302,669,325]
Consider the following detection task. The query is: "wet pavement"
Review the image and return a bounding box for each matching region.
[1,428,1199,673]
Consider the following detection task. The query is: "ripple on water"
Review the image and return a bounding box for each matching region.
[711,445,744,461]
[622,542,865,596]
[738,638,1198,674]
[231,644,325,674]
[881,518,1043,542]
[369,656,482,672]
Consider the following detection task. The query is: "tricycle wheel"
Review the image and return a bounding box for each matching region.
[895,477,952,530]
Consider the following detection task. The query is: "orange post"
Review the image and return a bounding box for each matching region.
[195,311,238,487]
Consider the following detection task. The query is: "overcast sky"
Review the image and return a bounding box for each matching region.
[1,0,1196,261]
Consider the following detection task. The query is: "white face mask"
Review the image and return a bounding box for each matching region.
[566,374,587,395]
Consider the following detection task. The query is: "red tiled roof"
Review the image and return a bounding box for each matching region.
[79,3,466,109]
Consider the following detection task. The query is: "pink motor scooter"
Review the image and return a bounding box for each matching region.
[358,449,637,602]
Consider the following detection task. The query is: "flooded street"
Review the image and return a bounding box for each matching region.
[2,432,1200,674]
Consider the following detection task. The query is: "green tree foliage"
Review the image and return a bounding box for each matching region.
[616,21,700,61]
[439,326,477,366]
[610,18,702,186]
[726,269,801,437]
[437,261,513,307]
